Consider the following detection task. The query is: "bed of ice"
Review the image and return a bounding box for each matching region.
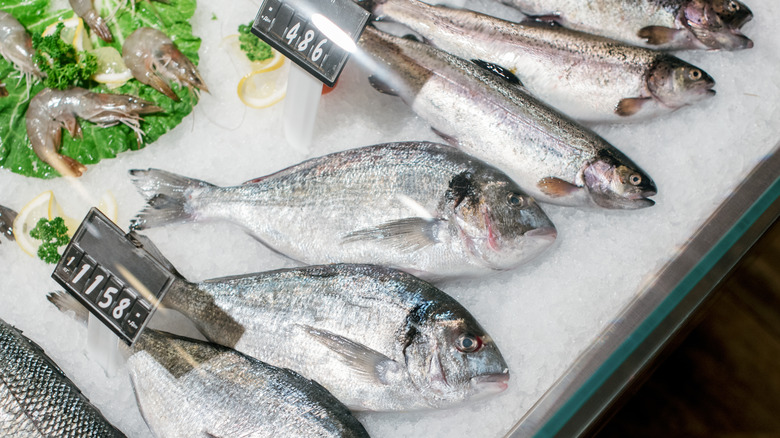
[0,0,778,436]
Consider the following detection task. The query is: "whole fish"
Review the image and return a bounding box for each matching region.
[129,142,556,281]
[126,329,370,438]
[356,27,657,209]
[155,260,510,411]
[495,0,753,50]
[363,0,715,122]
[0,317,124,437]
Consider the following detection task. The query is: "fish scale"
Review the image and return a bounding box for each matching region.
[356,28,657,209]
[158,263,511,411]
[495,0,753,50]
[365,0,716,122]
[0,318,124,438]
[130,142,556,281]
[127,329,370,437]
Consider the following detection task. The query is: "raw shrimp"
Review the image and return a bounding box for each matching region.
[26,87,162,177]
[123,27,208,101]
[0,12,43,78]
[69,0,113,42]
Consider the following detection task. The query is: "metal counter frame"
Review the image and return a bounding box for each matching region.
[507,143,780,438]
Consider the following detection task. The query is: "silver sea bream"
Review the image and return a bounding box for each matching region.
[125,330,370,438]
[157,262,510,412]
[364,0,715,122]
[355,28,657,209]
[0,317,124,437]
[129,142,556,281]
[495,0,753,50]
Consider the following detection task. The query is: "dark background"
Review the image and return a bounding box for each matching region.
[594,219,780,437]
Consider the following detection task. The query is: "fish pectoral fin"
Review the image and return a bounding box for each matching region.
[302,325,401,385]
[342,217,441,252]
[431,127,460,147]
[472,59,523,86]
[615,97,650,117]
[368,75,399,96]
[537,177,580,198]
[521,14,563,26]
[637,26,679,45]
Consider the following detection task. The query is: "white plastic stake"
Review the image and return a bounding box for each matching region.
[86,313,120,376]
[283,63,322,151]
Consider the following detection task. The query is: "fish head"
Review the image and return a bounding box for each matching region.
[681,0,753,50]
[583,150,657,209]
[647,57,715,109]
[444,170,556,270]
[711,0,753,28]
[403,302,510,407]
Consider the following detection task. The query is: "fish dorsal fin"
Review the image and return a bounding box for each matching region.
[637,26,679,45]
[368,75,399,96]
[471,60,523,86]
[302,326,402,385]
[537,177,580,198]
[615,97,650,117]
[342,217,441,252]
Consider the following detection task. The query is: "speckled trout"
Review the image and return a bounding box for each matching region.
[495,0,753,50]
[129,142,556,281]
[362,0,715,122]
[125,330,370,438]
[356,27,657,209]
[0,317,124,437]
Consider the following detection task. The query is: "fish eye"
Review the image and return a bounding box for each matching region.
[629,174,642,186]
[507,192,524,207]
[728,1,739,11]
[688,69,702,81]
[455,334,483,353]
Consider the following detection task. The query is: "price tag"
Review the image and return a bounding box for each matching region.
[52,208,175,345]
[251,0,370,87]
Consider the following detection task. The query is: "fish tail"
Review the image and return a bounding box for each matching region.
[47,291,89,325]
[128,169,215,231]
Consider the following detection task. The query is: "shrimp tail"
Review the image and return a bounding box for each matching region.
[82,10,113,42]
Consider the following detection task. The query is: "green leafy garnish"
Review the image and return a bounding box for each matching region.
[32,23,98,90]
[0,0,201,179]
[238,21,272,63]
[29,217,69,264]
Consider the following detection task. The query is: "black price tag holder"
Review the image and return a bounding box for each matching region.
[251,0,370,87]
[52,208,175,346]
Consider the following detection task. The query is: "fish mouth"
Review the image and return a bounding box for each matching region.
[524,226,557,242]
[628,190,657,208]
[470,372,510,396]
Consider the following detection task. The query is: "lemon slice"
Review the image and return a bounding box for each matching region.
[42,16,91,51]
[13,191,77,257]
[90,47,133,88]
[237,59,288,109]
